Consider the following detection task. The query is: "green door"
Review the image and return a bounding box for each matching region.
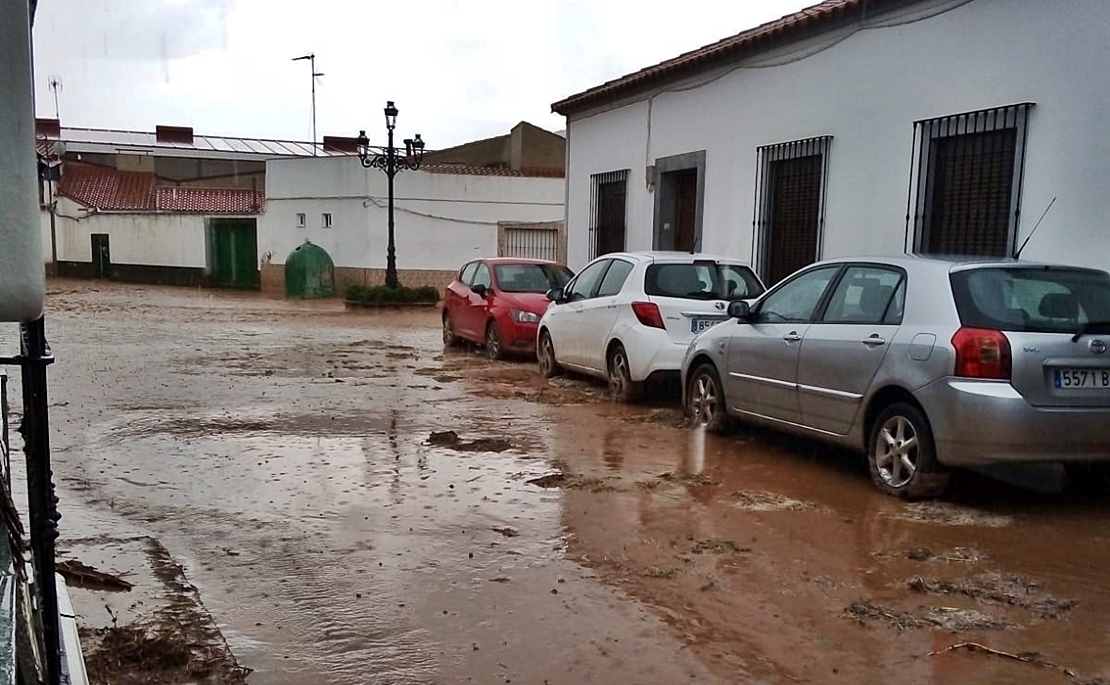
[210,219,259,289]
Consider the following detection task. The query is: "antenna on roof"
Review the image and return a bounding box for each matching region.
[48,75,62,119]
[1014,196,1056,260]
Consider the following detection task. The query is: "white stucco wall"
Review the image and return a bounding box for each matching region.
[42,197,210,267]
[261,157,565,269]
[564,0,1110,272]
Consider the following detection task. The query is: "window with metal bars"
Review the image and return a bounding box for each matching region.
[906,103,1033,258]
[589,169,629,260]
[752,136,832,285]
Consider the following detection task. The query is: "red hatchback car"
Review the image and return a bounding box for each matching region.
[443,258,574,360]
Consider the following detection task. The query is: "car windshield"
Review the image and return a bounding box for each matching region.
[493,263,574,293]
[950,266,1110,333]
[644,262,764,300]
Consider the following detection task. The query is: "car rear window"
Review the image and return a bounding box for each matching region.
[644,262,764,300]
[493,263,574,293]
[950,267,1110,333]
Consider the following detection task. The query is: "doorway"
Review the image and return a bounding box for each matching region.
[91,234,111,279]
[652,151,706,253]
[208,219,259,289]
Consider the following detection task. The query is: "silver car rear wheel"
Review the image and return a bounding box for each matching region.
[686,364,729,433]
[867,402,948,500]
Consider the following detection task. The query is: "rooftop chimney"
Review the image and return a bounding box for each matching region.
[322,135,359,154]
[35,118,60,138]
[155,125,194,144]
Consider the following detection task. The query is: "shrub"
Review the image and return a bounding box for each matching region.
[346,284,440,304]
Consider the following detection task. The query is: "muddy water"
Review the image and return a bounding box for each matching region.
[16,280,1110,684]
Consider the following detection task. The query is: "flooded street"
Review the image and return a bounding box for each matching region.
[19,280,1110,684]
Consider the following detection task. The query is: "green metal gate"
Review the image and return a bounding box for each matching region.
[208,219,259,289]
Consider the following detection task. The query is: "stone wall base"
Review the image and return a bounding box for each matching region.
[261,263,456,298]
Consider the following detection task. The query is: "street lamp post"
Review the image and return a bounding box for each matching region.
[356,101,425,289]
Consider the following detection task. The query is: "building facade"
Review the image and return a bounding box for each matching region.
[35,120,339,287]
[260,156,565,295]
[554,0,1110,281]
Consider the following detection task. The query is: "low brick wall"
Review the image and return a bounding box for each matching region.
[261,263,456,298]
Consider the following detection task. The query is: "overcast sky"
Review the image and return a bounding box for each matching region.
[31,0,813,148]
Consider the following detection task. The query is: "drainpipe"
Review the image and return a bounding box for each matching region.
[0,0,46,322]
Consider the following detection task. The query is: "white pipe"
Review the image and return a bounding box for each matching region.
[0,0,45,323]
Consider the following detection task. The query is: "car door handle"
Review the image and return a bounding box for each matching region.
[783,332,802,342]
[861,335,886,347]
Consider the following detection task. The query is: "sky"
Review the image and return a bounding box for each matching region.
[31,0,815,149]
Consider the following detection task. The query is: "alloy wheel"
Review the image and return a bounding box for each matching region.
[875,415,919,489]
[486,324,502,361]
[690,373,718,426]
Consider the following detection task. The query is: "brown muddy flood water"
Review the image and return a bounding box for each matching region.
[7,280,1110,684]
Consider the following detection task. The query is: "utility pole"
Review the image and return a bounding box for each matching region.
[292,53,323,154]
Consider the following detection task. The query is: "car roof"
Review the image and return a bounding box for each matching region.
[807,253,1106,274]
[477,257,563,266]
[601,251,754,265]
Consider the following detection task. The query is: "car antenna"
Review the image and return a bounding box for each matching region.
[1014,196,1056,259]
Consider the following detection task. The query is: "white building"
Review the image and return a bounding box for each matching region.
[36,121,336,288]
[554,0,1110,283]
[261,150,566,295]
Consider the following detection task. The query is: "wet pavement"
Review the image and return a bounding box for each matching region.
[7,280,1110,684]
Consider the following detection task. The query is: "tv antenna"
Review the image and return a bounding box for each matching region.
[1014,196,1056,259]
[292,53,323,155]
[48,75,62,119]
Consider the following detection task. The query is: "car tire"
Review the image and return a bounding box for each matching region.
[485,321,503,361]
[538,330,561,378]
[867,402,948,500]
[443,312,460,348]
[1064,463,1110,495]
[607,343,643,403]
[685,363,730,433]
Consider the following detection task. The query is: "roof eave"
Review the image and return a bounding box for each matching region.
[551,0,920,117]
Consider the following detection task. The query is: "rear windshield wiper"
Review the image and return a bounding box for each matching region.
[1071,321,1110,342]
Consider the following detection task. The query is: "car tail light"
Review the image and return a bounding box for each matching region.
[952,327,1011,380]
[631,301,665,329]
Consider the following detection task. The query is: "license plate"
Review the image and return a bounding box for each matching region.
[690,317,724,334]
[1053,368,1110,389]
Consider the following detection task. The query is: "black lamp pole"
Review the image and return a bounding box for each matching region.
[356,101,425,289]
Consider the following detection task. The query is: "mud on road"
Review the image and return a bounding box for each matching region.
[12,280,1110,684]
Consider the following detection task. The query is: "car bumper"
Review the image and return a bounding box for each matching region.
[917,378,1110,467]
[500,319,538,354]
[624,331,689,382]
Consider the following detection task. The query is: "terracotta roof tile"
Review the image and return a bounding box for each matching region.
[552,0,900,114]
[57,165,264,214]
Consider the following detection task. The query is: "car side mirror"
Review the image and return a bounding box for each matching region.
[472,283,489,297]
[546,287,563,303]
[727,300,750,320]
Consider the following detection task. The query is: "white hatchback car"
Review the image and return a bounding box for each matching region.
[536,251,765,401]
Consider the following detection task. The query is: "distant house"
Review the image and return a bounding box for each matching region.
[259,122,567,296]
[35,119,336,288]
[553,0,1110,281]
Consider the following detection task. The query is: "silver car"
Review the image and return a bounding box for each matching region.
[680,255,1110,499]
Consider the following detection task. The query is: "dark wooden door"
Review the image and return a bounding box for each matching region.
[91,234,111,279]
[674,169,698,252]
